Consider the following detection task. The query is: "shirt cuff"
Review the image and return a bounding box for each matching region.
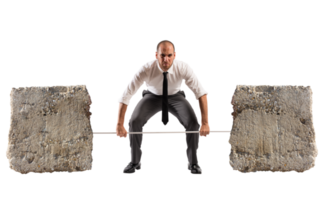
[118,97,130,105]
[196,92,208,100]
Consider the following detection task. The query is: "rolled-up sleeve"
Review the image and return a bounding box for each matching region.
[182,63,208,99]
[118,65,147,105]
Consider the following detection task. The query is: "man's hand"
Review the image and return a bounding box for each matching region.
[200,123,210,136]
[114,124,128,139]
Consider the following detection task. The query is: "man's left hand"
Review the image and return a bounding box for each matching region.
[200,124,210,136]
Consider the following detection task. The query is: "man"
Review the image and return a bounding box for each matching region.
[116,40,210,174]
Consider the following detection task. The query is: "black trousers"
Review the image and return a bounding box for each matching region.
[128,90,200,164]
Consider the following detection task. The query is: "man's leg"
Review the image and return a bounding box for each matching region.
[168,90,201,164]
[128,90,162,164]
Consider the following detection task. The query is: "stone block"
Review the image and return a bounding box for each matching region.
[229,85,317,172]
[7,85,93,174]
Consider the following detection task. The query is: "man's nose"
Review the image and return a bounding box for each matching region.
[163,57,168,62]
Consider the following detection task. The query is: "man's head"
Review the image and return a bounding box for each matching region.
[155,40,176,72]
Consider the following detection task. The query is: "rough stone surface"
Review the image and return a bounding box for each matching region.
[229,85,317,172]
[7,85,93,174]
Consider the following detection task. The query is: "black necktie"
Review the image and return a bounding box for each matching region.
[162,72,168,125]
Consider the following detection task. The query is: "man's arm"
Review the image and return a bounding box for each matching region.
[198,94,210,136]
[116,103,128,137]
[115,103,129,125]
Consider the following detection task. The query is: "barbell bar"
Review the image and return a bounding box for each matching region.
[94,131,230,134]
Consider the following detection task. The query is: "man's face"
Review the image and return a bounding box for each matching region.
[155,43,176,71]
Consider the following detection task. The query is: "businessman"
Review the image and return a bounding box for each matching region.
[116,40,210,174]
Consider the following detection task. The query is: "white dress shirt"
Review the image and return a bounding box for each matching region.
[118,59,208,105]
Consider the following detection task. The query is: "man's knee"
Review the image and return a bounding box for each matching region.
[184,117,200,131]
[129,118,141,128]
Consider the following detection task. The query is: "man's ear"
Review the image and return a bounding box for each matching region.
[155,52,158,59]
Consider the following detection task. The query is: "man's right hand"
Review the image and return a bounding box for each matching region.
[116,124,127,137]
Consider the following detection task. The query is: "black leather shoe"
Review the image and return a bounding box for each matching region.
[123,162,141,173]
[188,163,202,174]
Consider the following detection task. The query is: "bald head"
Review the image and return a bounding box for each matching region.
[156,40,175,52]
[157,42,174,55]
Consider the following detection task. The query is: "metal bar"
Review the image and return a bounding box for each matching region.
[94,131,230,134]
